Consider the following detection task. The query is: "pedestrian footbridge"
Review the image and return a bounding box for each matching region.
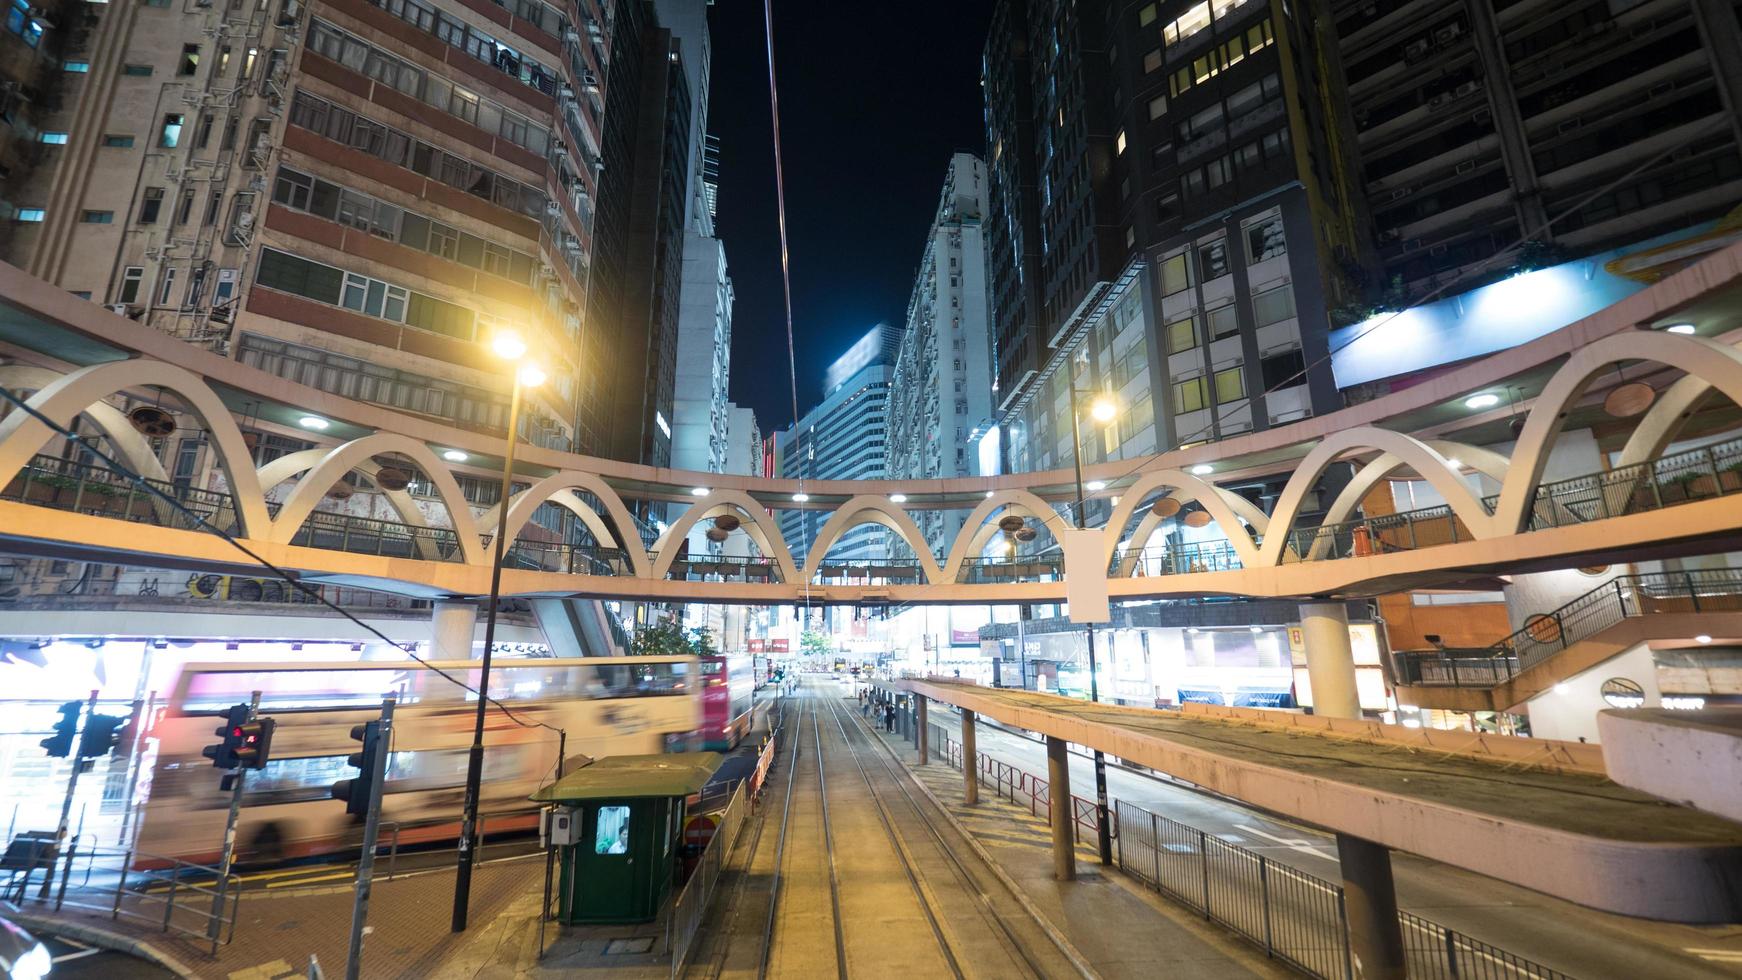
[6,249,1742,604]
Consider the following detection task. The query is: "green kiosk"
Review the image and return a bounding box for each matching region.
[532,752,724,924]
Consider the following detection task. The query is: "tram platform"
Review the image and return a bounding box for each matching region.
[892,677,1742,926]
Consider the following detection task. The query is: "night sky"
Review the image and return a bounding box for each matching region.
[706,1,996,432]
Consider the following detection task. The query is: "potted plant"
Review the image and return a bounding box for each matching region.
[1719,460,1742,493]
[1660,471,1702,503]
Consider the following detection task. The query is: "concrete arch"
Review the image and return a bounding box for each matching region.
[0,360,271,536]
[0,366,172,485]
[942,489,1060,581]
[800,496,943,583]
[254,448,443,560]
[1308,441,1512,559]
[1103,471,1269,570]
[1258,427,1493,567]
[492,472,651,578]
[1494,332,1742,533]
[268,434,486,564]
[651,490,798,583]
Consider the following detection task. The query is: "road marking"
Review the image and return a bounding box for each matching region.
[265,870,354,888]
[52,947,101,963]
[1234,824,1337,861]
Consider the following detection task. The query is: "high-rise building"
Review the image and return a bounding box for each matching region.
[776,323,900,563]
[1333,0,1742,303]
[722,401,762,477]
[669,227,733,472]
[1104,0,1371,449]
[888,153,994,554]
[982,0,1160,475]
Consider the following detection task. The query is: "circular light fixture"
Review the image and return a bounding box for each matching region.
[791,492,810,502]
[1085,480,1107,492]
[1464,393,1500,410]
[889,493,908,504]
[1186,627,1201,635]
[442,449,468,462]
[1249,626,1264,634]
[1151,497,1182,518]
[1665,323,1697,335]
[517,364,547,388]
[1604,382,1656,419]
[1696,634,1714,644]
[1190,464,1214,476]
[690,487,711,496]
[1447,458,1463,469]
[1182,510,1212,528]
[298,416,330,430]
[1089,397,1117,423]
[490,332,528,360]
[985,490,996,498]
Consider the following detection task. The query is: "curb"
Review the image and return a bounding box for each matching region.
[4,909,200,978]
[850,708,1103,980]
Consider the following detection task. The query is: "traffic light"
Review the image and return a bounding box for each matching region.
[235,716,276,770]
[39,700,81,758]
[330,720,383,817]
[77,713,128,759]
[201,703,252,769]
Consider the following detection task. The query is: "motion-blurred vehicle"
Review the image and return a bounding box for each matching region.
[133,656,700,865]
[0,916,50,980]
[698,654,755,751]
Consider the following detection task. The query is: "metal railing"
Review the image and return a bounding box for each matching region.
[6,840,240,956]
[956,556,1065,584]
[915,727,1570,980]
[1395,568,1742,687]
[928,724,1113,845]
[666,780,749,978]
[1114,801,1571,980]
[810,558,930,585]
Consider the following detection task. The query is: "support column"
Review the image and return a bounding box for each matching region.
[431,600,479,661]
[915,696,928,764]
[1300,602,1361,719]
[1336,834,1406,980]
[960,708,978,804]
[1046,736,1076,881]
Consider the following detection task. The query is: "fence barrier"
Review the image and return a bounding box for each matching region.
[924,724,1570,980]
[666,772,750,977]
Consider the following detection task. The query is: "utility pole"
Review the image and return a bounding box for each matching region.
[347,697,396,980]
[1067,382,1115,867]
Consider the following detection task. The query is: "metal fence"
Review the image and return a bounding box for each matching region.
[3,839,239,956]
[1113,800,1571,980]
[666,775,750,977]
[918,725,1570,980]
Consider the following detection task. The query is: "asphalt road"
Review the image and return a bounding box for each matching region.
[939,705,1742,979]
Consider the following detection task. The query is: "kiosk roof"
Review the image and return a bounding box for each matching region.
[531,752,725,802]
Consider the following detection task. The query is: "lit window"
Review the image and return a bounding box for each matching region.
[1173,376,1208,414]
[39,132,68,144]
[64,61,90,72]
[121,64,153,76]
[1115,129,1127,154]
[16,208,46,222]
[1214,366,1245,403]
[1165,316,1197,354]
[81,210,115,224]
[1164,2,1211,48]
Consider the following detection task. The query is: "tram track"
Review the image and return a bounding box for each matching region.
[821,685,1083,979]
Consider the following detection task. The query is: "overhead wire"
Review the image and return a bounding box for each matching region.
[0,383,565,740]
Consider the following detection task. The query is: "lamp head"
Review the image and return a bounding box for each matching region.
[1089,396,1117,424]
[516,364,547,388]
[491,332,528,361]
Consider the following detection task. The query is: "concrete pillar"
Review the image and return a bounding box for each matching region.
[961,708,978,804]
[431,600,479,660]
[916,696,928,765]
[1300,602,1361,719]
[1336,834,1406,980]
[1046,736,1076,881]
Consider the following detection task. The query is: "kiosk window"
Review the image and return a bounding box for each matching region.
[596,806,630,855]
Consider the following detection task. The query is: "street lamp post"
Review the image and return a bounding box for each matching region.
[453,334,545,932]
[1066,379,1116,867]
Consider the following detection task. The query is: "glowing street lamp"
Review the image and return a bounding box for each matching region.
[453,330,544,931]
